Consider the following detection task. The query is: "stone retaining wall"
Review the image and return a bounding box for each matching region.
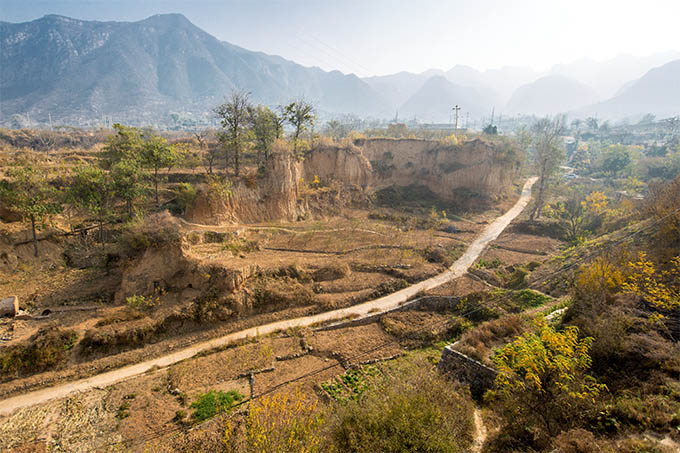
[437,344,498,399]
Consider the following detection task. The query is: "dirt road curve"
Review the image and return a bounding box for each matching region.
[0,177,537,416]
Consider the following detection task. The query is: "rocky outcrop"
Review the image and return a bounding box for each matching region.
[0,296,19,317]
[115,244,204,304]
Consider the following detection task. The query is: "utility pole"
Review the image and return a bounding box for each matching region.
[452,105,461,130]
[48,113,53,130]
[490,107,495,126]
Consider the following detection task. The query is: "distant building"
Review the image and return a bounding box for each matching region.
[419,123,467,133]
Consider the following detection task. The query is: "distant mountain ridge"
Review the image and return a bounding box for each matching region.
[548,51,680,99]
[580,59,680,119]
[1,14,678,127]
[399,75,495,123]
[364,53,680,121]
[0,14,391,126]
[505,75,600,116]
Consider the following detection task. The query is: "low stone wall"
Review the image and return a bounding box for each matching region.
[437,344,498,399]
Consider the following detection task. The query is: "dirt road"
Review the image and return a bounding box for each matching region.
[0,177,537,416]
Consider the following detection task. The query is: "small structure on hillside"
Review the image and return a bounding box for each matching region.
[0,296,19,317]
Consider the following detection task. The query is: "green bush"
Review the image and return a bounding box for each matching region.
[328,359,474,452]
[321,366,381,402]
[513,289,551,309]
[174,182,198,214]
[190,390,243,422]
[117,401,130,419]
[476,257,503,269]
[125,294,158,311]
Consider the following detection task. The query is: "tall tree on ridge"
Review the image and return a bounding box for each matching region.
[529,116,566,220]
[215,90,252,176]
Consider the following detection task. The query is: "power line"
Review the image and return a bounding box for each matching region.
[296,31,376,77]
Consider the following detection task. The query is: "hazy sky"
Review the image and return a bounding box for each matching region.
[2,0,679,76]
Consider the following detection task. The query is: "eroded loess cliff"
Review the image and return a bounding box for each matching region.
[185,151,305,225]
[302,143,372,189]
[185,137,520,225]
[356,137,521,201]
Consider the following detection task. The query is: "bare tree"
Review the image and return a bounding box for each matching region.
[214,90,252,176]
[529,116,566,220]
[193,130,219,174]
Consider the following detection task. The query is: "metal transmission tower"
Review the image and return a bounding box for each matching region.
[452,105,461,129]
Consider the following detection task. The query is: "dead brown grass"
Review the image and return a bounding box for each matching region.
[454,315,526,366]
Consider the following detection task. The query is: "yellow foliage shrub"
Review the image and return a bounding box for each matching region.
[622,252,680,312]
[224,387,325,453]
[575,256,625,302]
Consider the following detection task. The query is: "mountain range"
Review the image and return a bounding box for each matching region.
[366,53,680,122]
[0,13,678,127]
[580,59,680,119]
[0,13,391,126]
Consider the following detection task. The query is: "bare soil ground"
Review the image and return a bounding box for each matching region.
[0,182,566,452]
[0,139,539,450]
[0,202,500,398]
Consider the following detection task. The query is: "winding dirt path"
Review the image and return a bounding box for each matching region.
[0,177,536,416]
[472,407,488,453]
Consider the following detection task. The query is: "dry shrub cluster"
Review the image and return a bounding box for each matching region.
[94,307,145,327]
[80,311,187,353]
[454,314,526,366]
[380,311,470,347]
[645,174,680,259]
[266,264,312,283]
[312,263,350,282]
[553,429,676,453]
[0,327,77,380]
[117,211,182,256]
[250,276,318,311]
[79,318,158,353]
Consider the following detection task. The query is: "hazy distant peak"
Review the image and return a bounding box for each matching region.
[577,59,680,120]
[138,13,194,26]
[40,14,83,23]
[548,51,680,98]
[505,75,599,115]
[399,73,495,122]
[419,68,445,77]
